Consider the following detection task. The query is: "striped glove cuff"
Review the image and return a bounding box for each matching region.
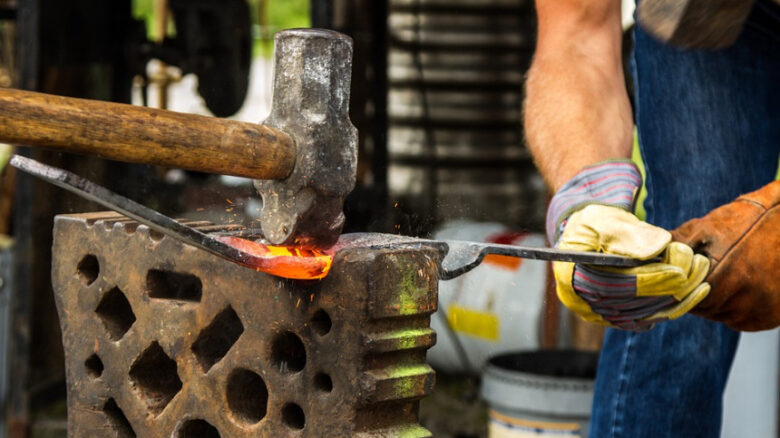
[546,160,642,245]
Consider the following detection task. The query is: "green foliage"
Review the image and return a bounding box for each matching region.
[132,0,156,40]
[131,0,310,57]
[251,0,311,58]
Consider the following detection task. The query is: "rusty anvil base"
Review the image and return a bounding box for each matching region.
[52,212,439,437]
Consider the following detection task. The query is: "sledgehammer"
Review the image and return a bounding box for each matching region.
[0,29,357,249]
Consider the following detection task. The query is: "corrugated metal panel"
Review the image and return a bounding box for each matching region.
[387,0,546,232]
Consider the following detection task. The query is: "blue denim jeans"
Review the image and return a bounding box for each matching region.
[589,1,780,437]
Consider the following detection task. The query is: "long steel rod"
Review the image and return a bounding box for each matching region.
[9,155,270,269]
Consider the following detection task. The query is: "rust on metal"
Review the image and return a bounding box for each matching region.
[51,212,441,437]
[255,29,358,249]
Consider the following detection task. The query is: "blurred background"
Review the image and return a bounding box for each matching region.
[0,1,776,437]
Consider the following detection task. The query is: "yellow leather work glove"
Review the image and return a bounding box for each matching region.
[547,161,711,331]
[555,205,711,330]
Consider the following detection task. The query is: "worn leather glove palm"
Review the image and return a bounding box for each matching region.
[548,160,711,331]
[672,180,780,331]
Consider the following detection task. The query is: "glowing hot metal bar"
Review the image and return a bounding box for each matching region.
[216,236,332,280]
[10,155,332,280]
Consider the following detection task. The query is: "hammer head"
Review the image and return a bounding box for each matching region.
[255,29,358,249]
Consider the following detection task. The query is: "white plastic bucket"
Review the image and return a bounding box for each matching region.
[429,221,548,374]
[482,350,597,438]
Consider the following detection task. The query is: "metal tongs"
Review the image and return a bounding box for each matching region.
[10,155,651,280]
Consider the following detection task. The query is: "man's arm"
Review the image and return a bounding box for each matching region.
[524,0,632,191]
[526,2,712,331]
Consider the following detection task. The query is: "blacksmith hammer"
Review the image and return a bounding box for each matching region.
[637,0,778,49]
[0,29,357,249]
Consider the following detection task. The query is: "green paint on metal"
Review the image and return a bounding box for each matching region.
[374,328,433,350]
[394,376,417,399]
[384,363,432,379]
[396,267,428,316]
[393,424,433,438]
[380,363,433,398]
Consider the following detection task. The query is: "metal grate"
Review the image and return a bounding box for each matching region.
[387,0,546,232]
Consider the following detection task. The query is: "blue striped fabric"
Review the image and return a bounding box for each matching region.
[573,266,635,296]
[546,160,642,244]
[573,264,677,330]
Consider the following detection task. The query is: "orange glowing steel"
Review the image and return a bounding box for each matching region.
[217,236,333,280]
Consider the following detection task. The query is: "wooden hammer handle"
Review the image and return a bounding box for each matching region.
[0,88,296,180]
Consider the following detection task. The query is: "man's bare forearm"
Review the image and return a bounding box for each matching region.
[524,0,633,191]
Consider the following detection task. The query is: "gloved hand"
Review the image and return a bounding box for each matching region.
[672,180,780,331]
[548,160,711,330]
